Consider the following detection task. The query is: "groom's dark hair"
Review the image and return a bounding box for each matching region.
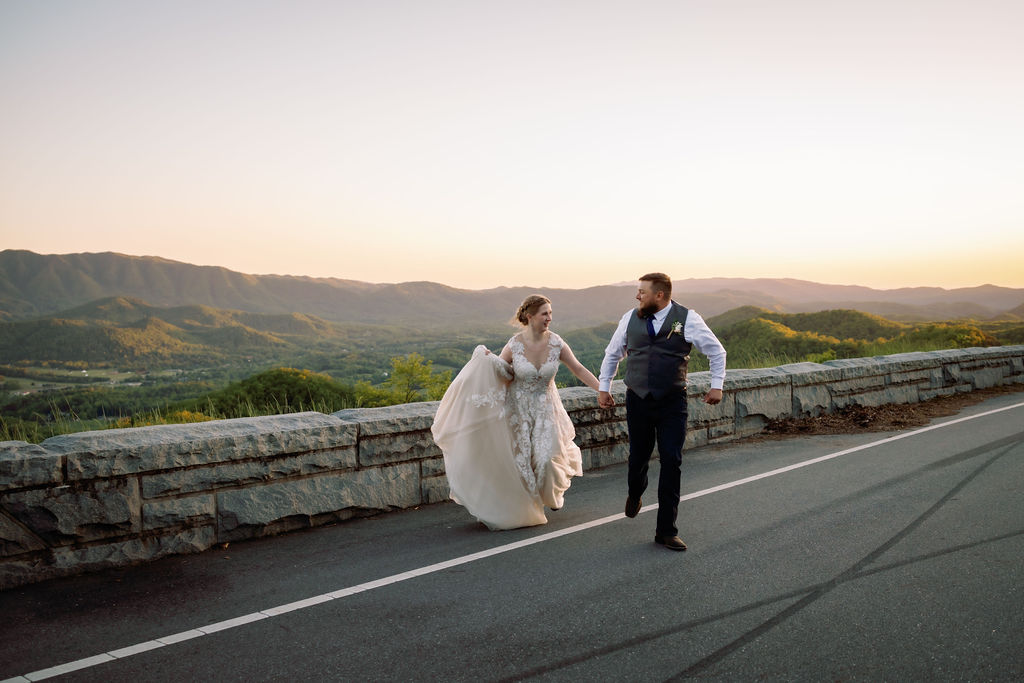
[639,272,672,297]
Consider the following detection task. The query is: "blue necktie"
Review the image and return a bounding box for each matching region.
[646,315,656,339]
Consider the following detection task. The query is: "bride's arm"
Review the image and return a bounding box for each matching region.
[499,340,514,364]
[559,342,600,391]
[485,340,512,382]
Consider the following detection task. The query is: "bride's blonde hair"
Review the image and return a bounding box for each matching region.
[511,294,551,326]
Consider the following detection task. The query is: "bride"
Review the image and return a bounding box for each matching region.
[431,295,600,529]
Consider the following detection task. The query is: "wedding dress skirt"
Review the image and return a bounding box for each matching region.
[432,340,582,530]
[504,332,583,512]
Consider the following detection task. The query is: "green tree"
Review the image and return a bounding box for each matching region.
[179,367,356,417]
[383,352,452,403]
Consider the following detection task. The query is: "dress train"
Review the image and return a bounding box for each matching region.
[431,346,548,529]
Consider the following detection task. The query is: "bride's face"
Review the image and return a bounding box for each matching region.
[528,303,553,332]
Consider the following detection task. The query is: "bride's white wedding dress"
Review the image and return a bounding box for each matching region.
[431,333,583,529]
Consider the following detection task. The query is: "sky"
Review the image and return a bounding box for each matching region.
[2,0,1022,291]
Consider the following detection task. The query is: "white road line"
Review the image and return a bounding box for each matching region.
[8,400,1023,682]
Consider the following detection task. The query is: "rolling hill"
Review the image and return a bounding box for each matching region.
[2,250,1023,326]
[0,296,502,380]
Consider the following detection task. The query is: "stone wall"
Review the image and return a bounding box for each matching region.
[2,346,1022,590]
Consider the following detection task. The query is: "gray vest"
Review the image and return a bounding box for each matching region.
[625,301,692,398]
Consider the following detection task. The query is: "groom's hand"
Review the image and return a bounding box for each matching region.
[598,391,615,409]
[703,389,723,405]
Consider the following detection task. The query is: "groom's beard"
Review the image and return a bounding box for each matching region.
[637,304,659,319]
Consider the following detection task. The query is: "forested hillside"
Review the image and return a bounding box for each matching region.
[4,250,1024,324]
[0,296,503,383]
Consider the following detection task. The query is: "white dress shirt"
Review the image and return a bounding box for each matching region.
[598,303,727,392]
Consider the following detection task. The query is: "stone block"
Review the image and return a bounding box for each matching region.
[775,362,843,384]
[568,405,626,426]
[707,417,737,438]
[889,368,932,386]
[334,402,438,436]
[685,428,708,450]
[421,474,450,505]
[54,526,216,575]
[793,383,832,417]
[141,447,357,498]
[574,420,628,448]
[47,412,355,480]
[0,442,62,491]
[581,443,628,470]
[558,386,601,412]
[421,456,446,478]
[920,386,958,401]
[217,463,421,541]
[686,372,713,393]
[828,374,888,400]
[0,555,52,591]
[2,478,141,544]
[836,384,918,408]
[143,460,268,499]
[734,384,792,422]
[0,526,217,591]
[721,367,788,390]
[0,510,47,556]
[359,430,440,466]
[962,365,1006,389]
[731,416,766,439]
[688,390,735,426]
[929,349,969,362]
[142,494,216,531]
[871,352,942,372]
[1010,353,1024,373]
[942,362,963,384]
[823,357,893,380]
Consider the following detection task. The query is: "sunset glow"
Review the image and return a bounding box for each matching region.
[2,0,1022,290]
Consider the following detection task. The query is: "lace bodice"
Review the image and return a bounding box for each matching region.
[508,332,562,393]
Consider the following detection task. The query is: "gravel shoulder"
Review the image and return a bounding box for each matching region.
[749,384,1024,439]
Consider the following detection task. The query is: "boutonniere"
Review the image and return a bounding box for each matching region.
[667,321,683,338]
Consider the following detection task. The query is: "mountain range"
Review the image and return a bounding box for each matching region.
[2,250,1023,327]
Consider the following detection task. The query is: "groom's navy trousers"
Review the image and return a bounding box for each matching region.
[625,387,688,537]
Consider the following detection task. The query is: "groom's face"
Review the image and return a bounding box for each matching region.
[636,281,665,317]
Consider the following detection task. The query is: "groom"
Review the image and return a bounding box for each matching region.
[598,273,727,551]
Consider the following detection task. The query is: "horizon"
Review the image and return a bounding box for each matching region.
[6,248,1021,294]
[2,1,1023,290]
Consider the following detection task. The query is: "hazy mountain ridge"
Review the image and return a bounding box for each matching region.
[0,295,503,379]
[0,298,293,365]
[2,250,1022,326]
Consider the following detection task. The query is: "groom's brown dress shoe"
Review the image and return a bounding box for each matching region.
[624,496,642,518]
[655,535,687,551]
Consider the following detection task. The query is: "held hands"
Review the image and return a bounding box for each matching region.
[598,391,615,409]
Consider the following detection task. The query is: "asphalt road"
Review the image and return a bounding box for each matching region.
[3,391,1023,682]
